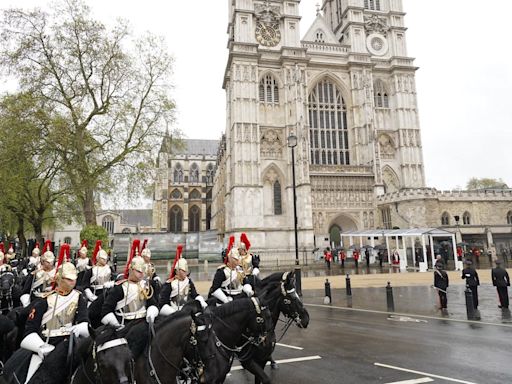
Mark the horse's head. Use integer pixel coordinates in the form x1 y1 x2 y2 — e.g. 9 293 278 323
91 325 134 384
279 271 310 328
0 272 14 293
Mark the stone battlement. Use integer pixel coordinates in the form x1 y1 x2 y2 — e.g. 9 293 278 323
377 188 512 203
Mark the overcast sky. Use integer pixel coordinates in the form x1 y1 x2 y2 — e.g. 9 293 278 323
3 0 512 192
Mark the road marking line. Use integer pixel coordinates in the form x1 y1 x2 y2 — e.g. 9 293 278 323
386 378 433 384
375 362 478 384
275 342 304 350
305 303 512 328
230 355 322 371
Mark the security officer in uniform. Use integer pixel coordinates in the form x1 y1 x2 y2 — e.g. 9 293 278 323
209 247 254 304
5 257 89 383
461 260 480 309
20 240 56 308
492 259 510 309
159 258 206 315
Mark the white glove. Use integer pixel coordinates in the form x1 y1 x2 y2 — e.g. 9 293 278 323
103 281 115 289
154 276 161 283
85 289 98 302
20 294 31 308
212 288 230 304
21 269 28 277
226 296 233 302
159 304 177 316
72 322 90 338
101 312 121 327
146 305 159 323
20 333 55 359
252 267 260 277
243 284 254 297
195 295 208 309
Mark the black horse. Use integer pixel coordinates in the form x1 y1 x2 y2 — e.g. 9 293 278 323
241 271 310 384
0 271 19 315
133 299 227 384
206 296 274 384
71 325 135 384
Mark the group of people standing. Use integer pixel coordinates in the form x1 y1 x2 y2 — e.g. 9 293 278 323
433 258 510 313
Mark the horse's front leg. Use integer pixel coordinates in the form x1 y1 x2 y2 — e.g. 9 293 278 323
240 359 271 384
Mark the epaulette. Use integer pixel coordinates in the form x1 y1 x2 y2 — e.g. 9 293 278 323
217 264 227 270
115 279 127 286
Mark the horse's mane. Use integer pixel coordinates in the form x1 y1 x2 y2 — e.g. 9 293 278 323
261 272 286 286
211 298 253 318
155 299 201 331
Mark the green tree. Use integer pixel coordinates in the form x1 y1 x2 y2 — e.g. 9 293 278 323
0 93 69 244
466 177 509 190
79 225 109 254
0 0 175 225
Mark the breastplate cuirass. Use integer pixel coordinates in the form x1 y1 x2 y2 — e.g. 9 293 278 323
44 292 79 332
92 265 111 285
76 258 89 273
241 254 253 275
144 263 155 279
119 281 146 313
33 270 54 292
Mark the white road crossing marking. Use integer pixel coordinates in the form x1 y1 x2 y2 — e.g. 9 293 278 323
375 363 478 384
387 315 428 323
231 355 322 371
275 342 304 350
386 378 434 384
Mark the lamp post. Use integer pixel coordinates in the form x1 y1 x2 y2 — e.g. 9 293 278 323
287 134 302 295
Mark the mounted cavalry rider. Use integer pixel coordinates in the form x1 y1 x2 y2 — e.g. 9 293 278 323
82 240 115 303
100 239 159 328
21 242 41 277
238 233 260 284
20 240 56 308
159 244 206 316
75 239 92 286
4 244 89 384
209 235 255 305
140 239 162 294
0 243 10 273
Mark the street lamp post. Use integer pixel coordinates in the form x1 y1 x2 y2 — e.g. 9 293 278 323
287 134 302 295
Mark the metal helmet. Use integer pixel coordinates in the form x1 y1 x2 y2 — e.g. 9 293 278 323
175 258 188 273
32 248 40 256
130 256 145 273
79 246 87 257
41 249 55 264
58 262 78 281
141 248 151 259
228 248 240 261
97 249 109 261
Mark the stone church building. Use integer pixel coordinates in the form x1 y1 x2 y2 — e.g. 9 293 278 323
153 0 512 259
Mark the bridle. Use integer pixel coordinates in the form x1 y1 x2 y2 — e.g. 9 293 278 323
276 272 305 341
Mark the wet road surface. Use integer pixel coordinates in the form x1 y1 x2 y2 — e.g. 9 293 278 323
226 304 512 384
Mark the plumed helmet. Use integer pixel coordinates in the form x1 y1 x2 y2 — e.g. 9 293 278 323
58 262 78 281
130 256 145 273
0 252 4 262
228 248 240 261
7 245 15 260
79 239 88 257
141 248 151 259
32 242 40 256
42 249 55 264
175 258 188 273
97 249 109 261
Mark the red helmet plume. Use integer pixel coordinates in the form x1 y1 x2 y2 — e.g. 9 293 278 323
53 243 70 289
240 233 251 251
92 240 102 265
34 242 40 250
141 239 148 252
224 235 235 264
0 243 4 254
169 244 183 279
81 239 88 249
123 239 141 279
43 240 52 253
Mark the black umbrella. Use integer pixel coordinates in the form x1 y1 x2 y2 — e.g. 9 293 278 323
457 242 470 247
374 244 387 250
348 245 359 250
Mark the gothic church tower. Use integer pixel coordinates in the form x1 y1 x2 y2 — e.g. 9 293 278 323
214 0 425 251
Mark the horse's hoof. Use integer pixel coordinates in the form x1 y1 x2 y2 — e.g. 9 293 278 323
270 361 278 370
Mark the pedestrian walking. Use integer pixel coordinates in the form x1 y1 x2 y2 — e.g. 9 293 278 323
434 262 449 311
339 249 346 268
353 249 360 269
365 248 370 268
461 260 480 309
378 250 383 268
492 259 510 309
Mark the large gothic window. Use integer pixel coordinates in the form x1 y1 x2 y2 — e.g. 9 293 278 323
273 180 282 215
364 0 381 11
169 206 183 233
259 74 279 104
189 205 201 232
102 215 115 235
189 163 199 183
173 163 184 183
308 78 349 165
441 212 450 226
170 189 182 199
189 189 201 200
373 80 389 108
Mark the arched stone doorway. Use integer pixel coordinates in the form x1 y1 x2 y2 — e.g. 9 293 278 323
329 214 358 248
329 225 341 248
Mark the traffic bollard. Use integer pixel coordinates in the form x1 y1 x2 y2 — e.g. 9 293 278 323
386 282 395 312
465 286 475 320
345 273 352 296
294 267 302 297
113 253 118 272
324 279 332 304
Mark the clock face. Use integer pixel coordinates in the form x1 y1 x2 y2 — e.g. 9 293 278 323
255 22 281 47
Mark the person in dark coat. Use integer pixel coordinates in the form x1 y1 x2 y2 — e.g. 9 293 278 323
365 248 370 268
491 259 510 309
434 262 449 310
461 260 480 309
